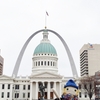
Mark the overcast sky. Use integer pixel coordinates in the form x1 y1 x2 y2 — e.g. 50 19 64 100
0 0 100 77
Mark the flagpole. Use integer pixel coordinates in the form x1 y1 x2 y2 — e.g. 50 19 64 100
45 11 49 29
45 12 47 29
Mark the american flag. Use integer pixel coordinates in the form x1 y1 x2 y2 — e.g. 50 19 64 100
46 11 49 16
89 43 93 48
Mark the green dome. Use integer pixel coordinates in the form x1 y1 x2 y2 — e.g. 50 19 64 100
34 43 57 55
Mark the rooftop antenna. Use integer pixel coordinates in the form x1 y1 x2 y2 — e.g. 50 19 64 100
45 11 49 29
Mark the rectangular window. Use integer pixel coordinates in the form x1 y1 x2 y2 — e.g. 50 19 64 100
15 93 19 98
7 92 10 98
23 93 25 98
15 93 16 98
8 84 10 89
17 85 19 89
2 84 4 89
28 92 30 98
1 92 4 98
79 92 81 98
17 93 19 98
15 85 20 89
28 85 30 90
23 85 26 90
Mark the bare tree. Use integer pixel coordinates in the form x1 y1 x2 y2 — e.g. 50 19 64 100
79 76 95 100
94 71 100 100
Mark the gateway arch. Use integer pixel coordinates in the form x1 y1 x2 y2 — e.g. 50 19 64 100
12 29 78 77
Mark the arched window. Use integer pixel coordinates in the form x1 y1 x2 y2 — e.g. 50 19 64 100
44 61 46 66
51 62 52 66
41 61 43 65
48 61 49 66
38 61 40 66
36 62 37 66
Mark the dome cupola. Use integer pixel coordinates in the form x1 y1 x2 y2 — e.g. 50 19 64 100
33 29 57 55
32 29 58 75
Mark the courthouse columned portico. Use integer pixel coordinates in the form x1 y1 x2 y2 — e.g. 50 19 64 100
29 72 62 99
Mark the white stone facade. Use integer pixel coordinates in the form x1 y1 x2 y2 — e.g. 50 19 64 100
32 53 58 75
0 75 95 100
0 74 74 100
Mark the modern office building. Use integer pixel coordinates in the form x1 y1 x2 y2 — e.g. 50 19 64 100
80 44 100 76
0 55 4 75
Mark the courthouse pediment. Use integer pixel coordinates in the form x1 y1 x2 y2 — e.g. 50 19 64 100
0 75 13 80
30 72 63 78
